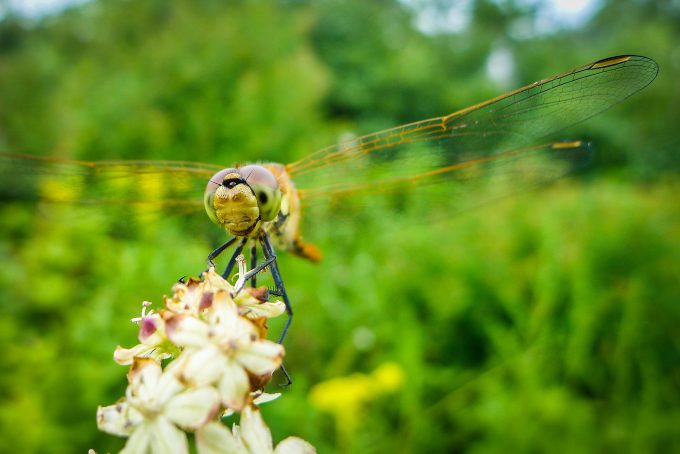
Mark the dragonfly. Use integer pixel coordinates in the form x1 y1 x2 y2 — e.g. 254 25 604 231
0 54 659 345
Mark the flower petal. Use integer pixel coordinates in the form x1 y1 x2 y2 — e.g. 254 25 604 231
154 362 185 405
274 437 317 454
175 346 225 386
234 286 285 319
165 314 210 348
120 423 151 454
196 421 247 454
239 406 273 454
236 341 284 375
147 416 189 454
203 268 232 292
165 387 221 430
114 344 150 366
139 315 163 342
128 358 162 403
239 300 286 320
96 401 141 436
217 360 251 411
208 291 243 330
252 392 281 406
166 277 210 315
114 342 172 366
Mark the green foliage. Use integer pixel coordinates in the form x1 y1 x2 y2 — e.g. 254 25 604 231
0 0 678 453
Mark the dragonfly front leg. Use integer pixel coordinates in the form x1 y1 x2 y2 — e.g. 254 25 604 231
233 254 275 293
250 245 258 287
186 237 238 282
207 237 238 268
233 244 273 292
218 237 247 279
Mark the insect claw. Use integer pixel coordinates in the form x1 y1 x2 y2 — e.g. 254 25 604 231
268 286 283 296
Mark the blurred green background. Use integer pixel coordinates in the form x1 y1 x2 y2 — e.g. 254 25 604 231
0 0 679 452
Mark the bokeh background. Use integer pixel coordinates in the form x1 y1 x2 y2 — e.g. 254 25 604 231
0 0 679 452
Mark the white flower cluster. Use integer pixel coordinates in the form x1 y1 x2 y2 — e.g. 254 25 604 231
96 263 315 454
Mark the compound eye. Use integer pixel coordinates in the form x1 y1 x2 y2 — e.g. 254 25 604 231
240 165 282 222
252 184 282 221
204 168 237 225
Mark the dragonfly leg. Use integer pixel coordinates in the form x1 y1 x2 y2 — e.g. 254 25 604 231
234 256 275 293
250 245 258 287
207 237 238 268
189 237 239 281
278 364 292 387
259 234 293 387
220 238 247 279
260 233 293 346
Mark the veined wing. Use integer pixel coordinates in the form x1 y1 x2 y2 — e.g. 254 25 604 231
287 55 658 207
0 152 224 216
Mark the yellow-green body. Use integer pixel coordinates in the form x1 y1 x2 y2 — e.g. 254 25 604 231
208 163 320 262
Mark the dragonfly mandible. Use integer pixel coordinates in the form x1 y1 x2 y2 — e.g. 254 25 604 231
0 54 659 343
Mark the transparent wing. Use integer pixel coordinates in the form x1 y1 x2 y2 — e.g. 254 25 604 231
0 56 658 232
287 55 658 211
0 152 224 217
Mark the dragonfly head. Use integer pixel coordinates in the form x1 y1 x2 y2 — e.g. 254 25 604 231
204 165 282 237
